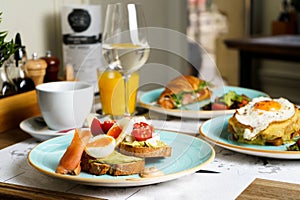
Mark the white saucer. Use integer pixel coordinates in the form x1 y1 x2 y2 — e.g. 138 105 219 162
19 116 72 141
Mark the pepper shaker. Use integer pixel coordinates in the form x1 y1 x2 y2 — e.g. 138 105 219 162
26 52 47 86
41 50 60 82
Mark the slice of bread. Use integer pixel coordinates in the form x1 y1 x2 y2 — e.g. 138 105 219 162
118 142 172 158
81 151 145 176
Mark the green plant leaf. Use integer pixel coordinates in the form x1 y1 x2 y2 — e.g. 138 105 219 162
0 12 17 67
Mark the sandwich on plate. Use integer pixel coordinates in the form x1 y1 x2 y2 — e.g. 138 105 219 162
157 75 211 109
228 97 300 146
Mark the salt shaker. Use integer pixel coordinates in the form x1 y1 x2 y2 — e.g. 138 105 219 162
26 52 47 86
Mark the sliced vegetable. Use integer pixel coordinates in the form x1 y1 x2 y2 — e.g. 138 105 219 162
212 102 228 110
90 118 104 136
107 124 122 139
219 91 250 107
132 122 153 141
102 120 116 133
202 91 251 110
287 138 300 151
195 81 208 92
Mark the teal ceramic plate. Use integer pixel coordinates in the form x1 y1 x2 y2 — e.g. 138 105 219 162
200 115 300 159
139 86 269 119
28 130 215 187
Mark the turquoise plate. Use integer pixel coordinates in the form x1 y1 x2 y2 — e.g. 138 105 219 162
28 130 215 187
139 86 269 119
200 115 300 159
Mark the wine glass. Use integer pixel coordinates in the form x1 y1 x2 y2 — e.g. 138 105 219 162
102 3 150 117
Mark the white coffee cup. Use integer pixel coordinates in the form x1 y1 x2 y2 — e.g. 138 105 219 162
36 81 94 130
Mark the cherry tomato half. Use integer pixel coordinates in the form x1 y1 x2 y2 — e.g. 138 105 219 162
102 120 116 133
132 122 153 141
107 125 122 139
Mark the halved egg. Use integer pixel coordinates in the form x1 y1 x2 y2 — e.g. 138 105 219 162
85 135 116 158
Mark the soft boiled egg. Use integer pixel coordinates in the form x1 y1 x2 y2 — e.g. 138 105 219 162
85 134 116 158
235 97 295 140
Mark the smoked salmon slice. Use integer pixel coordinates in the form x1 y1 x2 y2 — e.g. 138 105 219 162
56 128 92 175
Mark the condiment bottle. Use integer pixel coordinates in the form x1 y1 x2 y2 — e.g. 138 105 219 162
41 50 60 82
11 33 35 92
26 52 47 86
0 63 17 98
278 0 290 22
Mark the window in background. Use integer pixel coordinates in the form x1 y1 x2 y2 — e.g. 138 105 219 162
187 0 228 86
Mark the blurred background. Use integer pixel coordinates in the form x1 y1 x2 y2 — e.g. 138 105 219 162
1 0 300 103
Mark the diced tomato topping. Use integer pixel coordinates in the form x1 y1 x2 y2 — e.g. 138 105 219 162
132 122 153 141
107 125 122 139
102 120 116 133
212 103 228 110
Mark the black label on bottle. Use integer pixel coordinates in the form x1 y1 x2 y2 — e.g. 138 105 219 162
62 33 101 45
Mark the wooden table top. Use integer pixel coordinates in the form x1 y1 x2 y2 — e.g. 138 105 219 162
0 128 31 150
237 178 300 200
225 35 300 57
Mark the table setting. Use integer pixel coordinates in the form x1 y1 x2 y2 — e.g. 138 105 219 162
1 115 300 199
1 2 300 200
3 89 300 199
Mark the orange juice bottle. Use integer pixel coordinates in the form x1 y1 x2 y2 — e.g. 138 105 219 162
98 69 139 116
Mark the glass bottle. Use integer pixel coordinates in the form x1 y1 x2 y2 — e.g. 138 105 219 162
278 0 290 22
12 49 35 92
0 62 17 98
41 50 60 82
8 33 35 93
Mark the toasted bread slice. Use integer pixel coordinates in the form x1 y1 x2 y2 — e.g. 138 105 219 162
118 142 172 158
81 151 145 176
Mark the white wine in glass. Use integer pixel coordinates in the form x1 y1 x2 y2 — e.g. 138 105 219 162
102 3 150 116
102 43 150 75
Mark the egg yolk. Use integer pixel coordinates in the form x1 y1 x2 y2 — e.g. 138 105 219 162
254 100 281 111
